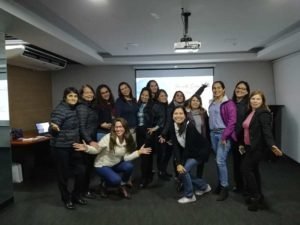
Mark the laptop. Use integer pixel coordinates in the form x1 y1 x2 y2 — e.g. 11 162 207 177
35 122 50 136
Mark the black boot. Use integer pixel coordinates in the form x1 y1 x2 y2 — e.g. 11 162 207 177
213 184 221 195
216 186 229 201
248 197 259 211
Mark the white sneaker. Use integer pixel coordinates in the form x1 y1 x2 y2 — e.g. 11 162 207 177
195 184 212 196
178 195 196 204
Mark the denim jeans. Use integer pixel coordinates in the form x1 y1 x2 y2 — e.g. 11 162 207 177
95 161 133 187
180 158 208 198
210 131 231 187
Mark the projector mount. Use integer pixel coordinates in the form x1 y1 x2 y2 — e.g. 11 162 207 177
180 8 192 42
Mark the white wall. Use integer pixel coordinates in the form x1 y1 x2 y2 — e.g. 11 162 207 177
52 62 275 107
273 52 300 163
214 62 275 103
51 65 134 106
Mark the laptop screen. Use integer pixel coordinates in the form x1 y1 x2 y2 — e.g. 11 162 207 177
35 122 50 135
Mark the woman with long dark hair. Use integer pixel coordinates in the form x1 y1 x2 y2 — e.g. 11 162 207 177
136 87 155 188
115 82 139 141
146 80 159 101
95 84 116 141
73 118 152 199
171 106 211 204
241 90 282 211
208 81 237 201
231 81 250 193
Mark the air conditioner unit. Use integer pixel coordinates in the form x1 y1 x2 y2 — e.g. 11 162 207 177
6 45 67 71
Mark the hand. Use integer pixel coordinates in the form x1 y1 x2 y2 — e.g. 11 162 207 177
147 128 155 135
51 122 60 132
138 144 152 155
202 82 209 88
221 140 227 145
73 140 88 151
158 135 166 143
176 164 185 174
238 145 246 155
272 145 283 157
89 141 99 149
101 122 112 129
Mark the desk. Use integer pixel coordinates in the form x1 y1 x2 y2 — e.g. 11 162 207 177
11 131 51 146
11 131 52 180
11 136 51 146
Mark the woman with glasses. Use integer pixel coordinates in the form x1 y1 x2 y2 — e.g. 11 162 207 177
77 84 99 199
73 118 152 199
231 81 250 193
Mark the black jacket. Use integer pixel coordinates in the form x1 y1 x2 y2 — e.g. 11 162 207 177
234 98 248 144
152 101 167 134
50 101 80 148
171 121 210 165
97 103 115 134
76 100 98 143
248 108 275 152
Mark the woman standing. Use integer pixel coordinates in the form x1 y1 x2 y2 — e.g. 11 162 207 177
152 89 170 180
171 106 211 204
73 118 152 199
95 84 116 141
146 80 159 101
208 81 236 201
115 82 139 141
136 87 155 188
186 94 210 178
231 81 250 193
241 90 282 211
77 84 99 199
49 87 86 209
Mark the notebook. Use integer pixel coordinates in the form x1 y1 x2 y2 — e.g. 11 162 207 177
35 122 50 135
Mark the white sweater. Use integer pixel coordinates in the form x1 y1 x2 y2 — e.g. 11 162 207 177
85 133 139 168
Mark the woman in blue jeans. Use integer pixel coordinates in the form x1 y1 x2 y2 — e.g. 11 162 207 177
170 106 211 204
208 81 237 201
73 117 151 198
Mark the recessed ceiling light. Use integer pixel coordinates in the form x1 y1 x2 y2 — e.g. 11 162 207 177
89 0 108 4
150 13 160 19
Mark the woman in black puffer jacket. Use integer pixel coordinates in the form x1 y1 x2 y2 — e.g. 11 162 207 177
77 84 99 199
50 87 87 210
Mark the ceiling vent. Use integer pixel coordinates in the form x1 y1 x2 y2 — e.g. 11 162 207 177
6 45 67 71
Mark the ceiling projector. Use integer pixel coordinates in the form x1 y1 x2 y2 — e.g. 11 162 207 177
174 41 201 53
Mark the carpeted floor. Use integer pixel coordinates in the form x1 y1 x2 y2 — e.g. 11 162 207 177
0 154 299 225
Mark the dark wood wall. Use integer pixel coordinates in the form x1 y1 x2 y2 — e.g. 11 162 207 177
7 65 52 131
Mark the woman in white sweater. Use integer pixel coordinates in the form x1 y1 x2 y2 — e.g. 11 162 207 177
73 117 151 198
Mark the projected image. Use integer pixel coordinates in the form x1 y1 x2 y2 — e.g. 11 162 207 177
136 69 213 110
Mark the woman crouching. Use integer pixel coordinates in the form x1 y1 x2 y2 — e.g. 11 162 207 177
171 106 211 204
73 117 151 199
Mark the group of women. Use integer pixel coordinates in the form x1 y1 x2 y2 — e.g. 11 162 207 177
49 79 282 212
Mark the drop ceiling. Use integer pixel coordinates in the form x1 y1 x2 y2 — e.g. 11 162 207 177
1 0 300 66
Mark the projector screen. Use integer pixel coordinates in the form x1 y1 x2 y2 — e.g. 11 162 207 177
135 67 214 110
